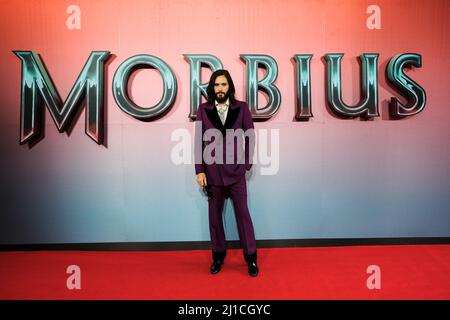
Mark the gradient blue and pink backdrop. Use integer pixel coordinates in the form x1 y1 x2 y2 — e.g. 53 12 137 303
0 0 449 244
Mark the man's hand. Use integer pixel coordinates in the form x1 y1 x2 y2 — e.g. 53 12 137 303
196 173 207 187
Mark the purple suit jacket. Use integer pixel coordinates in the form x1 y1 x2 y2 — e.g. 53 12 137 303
195 100 255 186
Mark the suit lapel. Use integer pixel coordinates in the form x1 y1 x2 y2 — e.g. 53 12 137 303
224 105 240 130
204 102 240 134
204 106 224 132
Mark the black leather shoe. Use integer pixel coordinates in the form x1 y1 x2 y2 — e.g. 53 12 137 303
248 262 259 277
210 261 222 274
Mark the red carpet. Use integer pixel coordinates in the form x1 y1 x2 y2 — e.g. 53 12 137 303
0 245 449 299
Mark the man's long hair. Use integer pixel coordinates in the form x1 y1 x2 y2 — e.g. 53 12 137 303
206 69 237 105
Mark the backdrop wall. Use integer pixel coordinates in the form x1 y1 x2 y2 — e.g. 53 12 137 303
0 0 449 244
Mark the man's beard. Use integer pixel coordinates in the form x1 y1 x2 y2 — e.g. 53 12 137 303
215 92 229 103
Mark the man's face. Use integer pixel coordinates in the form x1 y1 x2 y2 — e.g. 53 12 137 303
214 75 229 103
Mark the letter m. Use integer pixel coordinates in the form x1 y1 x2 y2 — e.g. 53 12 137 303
14 51 111 145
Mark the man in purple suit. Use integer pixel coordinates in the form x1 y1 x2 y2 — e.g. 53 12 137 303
195 69 259 277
